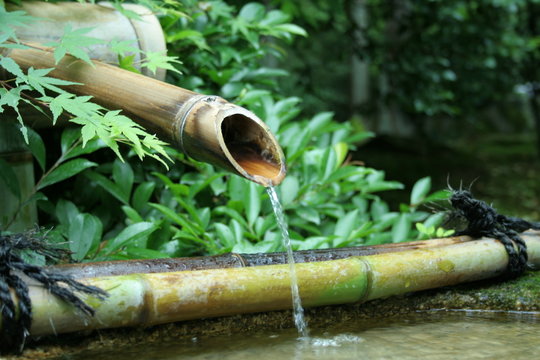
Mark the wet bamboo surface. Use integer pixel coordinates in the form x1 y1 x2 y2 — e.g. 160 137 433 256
16 231 540 337
51 235 474 278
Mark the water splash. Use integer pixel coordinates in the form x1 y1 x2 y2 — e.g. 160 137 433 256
267 186 309 338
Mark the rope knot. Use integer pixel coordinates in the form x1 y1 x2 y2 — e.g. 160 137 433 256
450 190 538 278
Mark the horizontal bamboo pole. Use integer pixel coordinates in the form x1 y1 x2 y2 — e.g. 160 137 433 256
29 257 370 335
16 232 540 337
3 44 286 186
52 235 473 278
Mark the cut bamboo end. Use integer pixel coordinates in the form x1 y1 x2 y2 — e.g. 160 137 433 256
175 95 286 186
4 43 287 186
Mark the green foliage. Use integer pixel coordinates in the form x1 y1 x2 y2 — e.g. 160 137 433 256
268 0 540 139
0 0 451 262
0 5 172 164
357 0 535 118
44 25 105 65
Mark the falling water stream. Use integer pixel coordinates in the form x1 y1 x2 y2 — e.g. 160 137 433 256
266 186 309 338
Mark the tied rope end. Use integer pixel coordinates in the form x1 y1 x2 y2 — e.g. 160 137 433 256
0 230 108 354
450 190 539 278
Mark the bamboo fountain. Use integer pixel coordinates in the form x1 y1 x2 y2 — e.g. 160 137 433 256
2 4 540 348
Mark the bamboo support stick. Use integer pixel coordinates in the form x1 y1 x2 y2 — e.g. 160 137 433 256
8 232 539 337
2 44 286 186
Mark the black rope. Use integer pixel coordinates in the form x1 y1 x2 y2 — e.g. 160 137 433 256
0 230 108 354
450 190 540 277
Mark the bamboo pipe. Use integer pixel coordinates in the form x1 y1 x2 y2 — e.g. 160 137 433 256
2 44 286 186
51 235 474 278
8 232 540 337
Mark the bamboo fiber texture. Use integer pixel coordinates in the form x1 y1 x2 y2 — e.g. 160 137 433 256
15 232 540 337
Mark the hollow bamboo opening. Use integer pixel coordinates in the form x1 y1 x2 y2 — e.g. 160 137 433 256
221 114 283 183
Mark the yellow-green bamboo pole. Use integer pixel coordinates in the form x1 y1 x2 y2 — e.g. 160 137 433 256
52 235 473 278
16 233 540 337
2 44 286 186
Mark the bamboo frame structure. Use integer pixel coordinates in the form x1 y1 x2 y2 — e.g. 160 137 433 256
3 44 286 186
2 232 538 337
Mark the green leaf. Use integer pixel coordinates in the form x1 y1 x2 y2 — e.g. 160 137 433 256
132 182 155 213
61 127 81 154
37 159 97 190
279 175 299 207
126 247 169 259
118 54 141 74
55 199 80 225
150 203 200 236
198 208 211 230
44 25 105 65
214 223 235 248
69 213 102 261
423 212 446 229
238 3 266 22
85 170 128 204
392 214 411 243
416 223 428 234
273 24 308 37
64 138 106 161
333 209 359 246
254 215 277 238
260 10 290 26
0 158 20 198
0 8 37 43
425 189 451 203
245 181 261 227
227 174 248 203
410 176 431 206
109 40 140 57
122 205 144 223
47 93 102 125
142 52 182 75
296 207 320 225
112 159 134 200
104 222 157 254
25 67 80 95
0 56 25 78
333 142 348 167
26 128 46 171
213 206 248 228
0 86 27 141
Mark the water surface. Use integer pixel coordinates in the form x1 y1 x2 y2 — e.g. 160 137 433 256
61 311 540 360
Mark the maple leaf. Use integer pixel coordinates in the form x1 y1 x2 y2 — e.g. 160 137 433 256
109 40 140 57
0 56 25 78
142 51 182 75
44 25 105 65
46 93 102 124
0 85 31 141
0 8 37 44
24 67 80 95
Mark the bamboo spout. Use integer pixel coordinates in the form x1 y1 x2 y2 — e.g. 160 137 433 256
4 44 286 186
174 95 286 186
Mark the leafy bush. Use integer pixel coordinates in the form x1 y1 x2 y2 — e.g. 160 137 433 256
1 0 450 263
